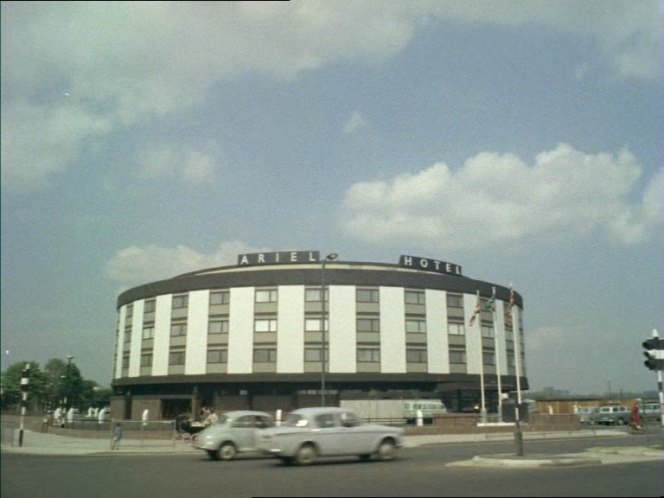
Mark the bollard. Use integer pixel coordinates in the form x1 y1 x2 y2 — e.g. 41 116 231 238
416 409 423 427
514 406 525 456
275 409 282 427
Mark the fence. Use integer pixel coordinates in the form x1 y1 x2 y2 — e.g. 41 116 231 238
106 420 178 449
0 413 179 449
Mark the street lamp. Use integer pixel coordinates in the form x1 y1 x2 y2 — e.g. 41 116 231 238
320 253 338 407
64 355 74 410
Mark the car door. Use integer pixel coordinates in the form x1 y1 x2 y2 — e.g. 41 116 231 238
251 415 273 447
313 413 345 455
338 411 373 455
231 415 257 451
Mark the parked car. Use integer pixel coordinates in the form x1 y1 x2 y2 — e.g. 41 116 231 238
257 407 404 465
640 402 662 422
591 405 629 425
576 406 598 424
191 410 274 460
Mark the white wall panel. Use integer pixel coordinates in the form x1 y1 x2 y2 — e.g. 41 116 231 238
380 287 406 373
329 286 356 373
277 286 304 373
152 295 172 376
464 293 482 375
128 300 144 377
494 300 508 379
185 290 209 375
228 287 254 374
426 290 448 373
114 307 126 379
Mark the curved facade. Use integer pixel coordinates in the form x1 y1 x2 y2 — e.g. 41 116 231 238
111 252 527 419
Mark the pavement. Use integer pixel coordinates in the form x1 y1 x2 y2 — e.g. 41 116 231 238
2 428 663 469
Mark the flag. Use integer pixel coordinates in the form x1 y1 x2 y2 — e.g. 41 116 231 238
505 286 515 327
468 291 481 326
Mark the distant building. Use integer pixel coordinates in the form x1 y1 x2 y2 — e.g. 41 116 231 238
110 252 528 419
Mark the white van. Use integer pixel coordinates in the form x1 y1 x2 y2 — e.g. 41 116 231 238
403 400 447 421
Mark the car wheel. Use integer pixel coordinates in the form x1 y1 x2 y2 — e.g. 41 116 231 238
375 439 397 461
218 442 237 461
295 443 317 466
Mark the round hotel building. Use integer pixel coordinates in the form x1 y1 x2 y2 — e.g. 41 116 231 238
110 251 527 420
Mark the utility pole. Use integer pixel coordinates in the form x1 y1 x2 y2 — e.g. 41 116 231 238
642 328 664 442
18 363 30 447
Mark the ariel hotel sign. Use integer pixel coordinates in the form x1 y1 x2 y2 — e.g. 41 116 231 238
237 251 462 276
399 255 462 276
238 251 320 266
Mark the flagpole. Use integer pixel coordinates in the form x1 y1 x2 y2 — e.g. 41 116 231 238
471 290 487 424
492 287 503 423
510 284 525 456
511 288 523 407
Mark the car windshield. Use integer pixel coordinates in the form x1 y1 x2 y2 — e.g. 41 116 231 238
283 414 309 427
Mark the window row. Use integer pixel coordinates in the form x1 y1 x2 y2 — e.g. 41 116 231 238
131 320 499 339
129 289 475 314
142 347 497 368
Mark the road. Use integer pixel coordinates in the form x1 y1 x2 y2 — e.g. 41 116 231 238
2 436 663 497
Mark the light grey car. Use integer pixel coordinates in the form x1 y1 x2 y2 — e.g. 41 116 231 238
257 407 404 465
191 410 274 460
591 405 630 425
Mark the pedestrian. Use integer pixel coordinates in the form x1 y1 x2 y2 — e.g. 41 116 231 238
629 402 643 432
204 407 218 427
111 422 123 450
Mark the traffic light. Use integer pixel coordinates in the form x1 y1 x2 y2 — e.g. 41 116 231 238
642 337 664 371
20 363 31 392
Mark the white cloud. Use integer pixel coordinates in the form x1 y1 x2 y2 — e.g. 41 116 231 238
2 1 658 192
343 111 368 134
137 144 219 186
0 101 112 193
641 166 664 225
104 240 271 286
342 143 661 250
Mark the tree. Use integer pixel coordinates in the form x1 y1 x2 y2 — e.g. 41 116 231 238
0 361 49 410
2 358 109 412
43 358 84 409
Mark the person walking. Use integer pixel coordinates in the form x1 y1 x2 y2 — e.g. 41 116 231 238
111 422 123 450
629 402 643 432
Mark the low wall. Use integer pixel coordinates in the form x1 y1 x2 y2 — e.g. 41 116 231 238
2 412 582 440
405 413 580 435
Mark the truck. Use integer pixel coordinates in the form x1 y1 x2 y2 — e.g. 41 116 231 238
339 399 447 424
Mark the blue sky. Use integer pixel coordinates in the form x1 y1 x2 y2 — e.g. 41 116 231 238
2 1 662 395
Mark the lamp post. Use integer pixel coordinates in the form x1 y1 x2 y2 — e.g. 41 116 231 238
64 355 74 410
320 253 338 407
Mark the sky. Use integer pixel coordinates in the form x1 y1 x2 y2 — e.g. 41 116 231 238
1 1 662 396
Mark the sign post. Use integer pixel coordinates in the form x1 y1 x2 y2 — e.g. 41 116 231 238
642 329 664 439
18 363 30 447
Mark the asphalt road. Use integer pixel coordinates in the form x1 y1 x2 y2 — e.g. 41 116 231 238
2 437 663 497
